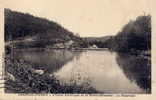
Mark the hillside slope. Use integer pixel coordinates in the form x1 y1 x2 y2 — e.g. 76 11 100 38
111 15 151 52
5 9 80 42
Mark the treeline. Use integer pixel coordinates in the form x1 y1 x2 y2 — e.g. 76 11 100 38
85 15 151 52
110 15 151 52
5 9 80 42
112 15 151 52
83 36 114 48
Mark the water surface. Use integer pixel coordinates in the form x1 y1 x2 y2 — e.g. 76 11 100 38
13 49 151 93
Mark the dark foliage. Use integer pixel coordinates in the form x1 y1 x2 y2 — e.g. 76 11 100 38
5 9 80 42
111 15 151 52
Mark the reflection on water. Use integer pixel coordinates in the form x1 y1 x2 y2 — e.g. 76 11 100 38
13 49 151 93
14 49 81 73
116 53 151 93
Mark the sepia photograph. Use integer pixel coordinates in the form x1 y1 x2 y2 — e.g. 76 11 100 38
3 0 151 94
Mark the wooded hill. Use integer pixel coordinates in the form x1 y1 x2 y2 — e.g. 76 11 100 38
5 9 85 48
111 15 151 52
5 9 80 42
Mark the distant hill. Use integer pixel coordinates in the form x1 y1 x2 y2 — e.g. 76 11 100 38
82 36 114 48
84 36 113 42
5 9 80 42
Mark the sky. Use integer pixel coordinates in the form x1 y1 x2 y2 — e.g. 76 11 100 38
3 0 151 37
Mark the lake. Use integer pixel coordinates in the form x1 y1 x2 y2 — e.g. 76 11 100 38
11 49 151 93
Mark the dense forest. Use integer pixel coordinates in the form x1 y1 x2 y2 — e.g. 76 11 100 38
5 9 87 48
109 15 151 52
5 9 79 41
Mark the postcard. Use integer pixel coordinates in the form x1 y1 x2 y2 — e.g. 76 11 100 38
0 0 155 100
